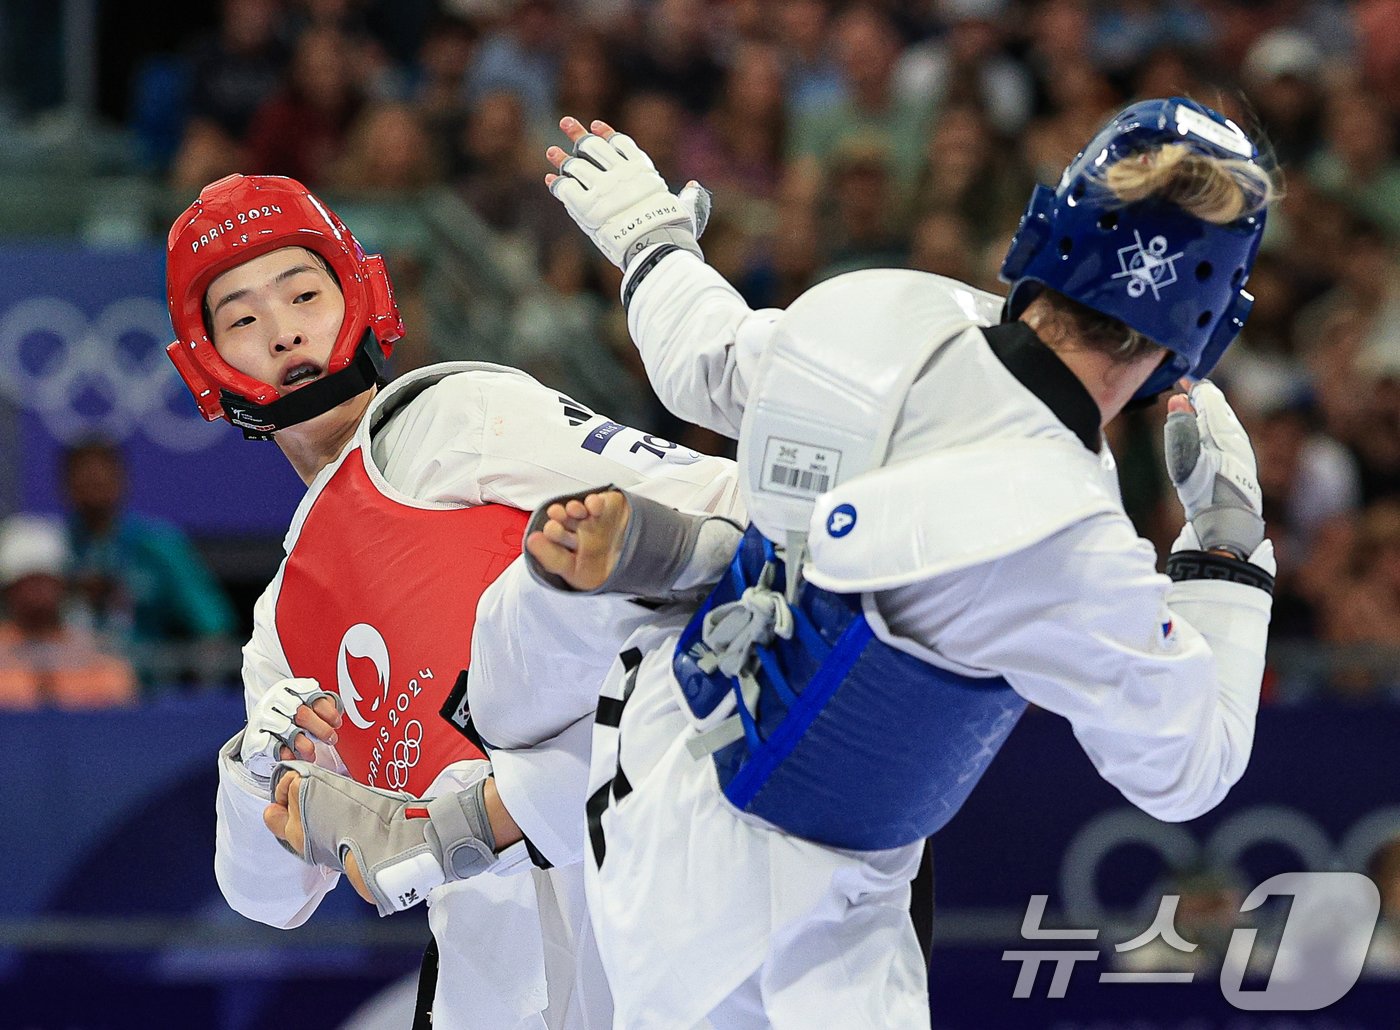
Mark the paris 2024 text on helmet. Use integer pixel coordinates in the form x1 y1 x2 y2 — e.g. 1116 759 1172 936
1000 96 1271 400
165 174 405 439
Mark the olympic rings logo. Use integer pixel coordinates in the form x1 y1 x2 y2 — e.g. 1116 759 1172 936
1059 804 1400 927
0 295 217 452
384 719 423 790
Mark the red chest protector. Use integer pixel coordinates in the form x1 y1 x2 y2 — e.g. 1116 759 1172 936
275 448 528 797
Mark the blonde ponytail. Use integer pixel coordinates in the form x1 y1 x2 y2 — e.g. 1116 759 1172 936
1104 143 1275 224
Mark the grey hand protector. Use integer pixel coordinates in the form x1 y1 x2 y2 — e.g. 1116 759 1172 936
272 761 498 917
525 486 742 602
1165 410 1265 558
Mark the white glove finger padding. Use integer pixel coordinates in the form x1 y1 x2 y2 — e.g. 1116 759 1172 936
546 125 703 270
549 173 587 207
274 686 342 757
1164 381 1266 558
1192 380 1261 496
240 678 342 784
574 132 625 171
560 155 605 189
272 760 500 917
603 132 654 169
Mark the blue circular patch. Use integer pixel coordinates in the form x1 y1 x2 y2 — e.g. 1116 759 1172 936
827 503 858 538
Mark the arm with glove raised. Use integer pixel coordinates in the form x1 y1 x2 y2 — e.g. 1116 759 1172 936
544 116 781 437
1160 380 1274 803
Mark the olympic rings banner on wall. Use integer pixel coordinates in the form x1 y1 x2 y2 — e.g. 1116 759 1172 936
0 244 305 534
936 703 1400 917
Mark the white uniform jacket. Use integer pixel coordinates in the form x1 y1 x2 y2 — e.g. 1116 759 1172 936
213 362 741 1027
619 248 1272 825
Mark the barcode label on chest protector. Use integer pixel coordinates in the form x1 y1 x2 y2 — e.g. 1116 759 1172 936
761 437 841 499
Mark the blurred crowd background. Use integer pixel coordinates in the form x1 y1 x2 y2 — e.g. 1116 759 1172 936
1 4 1399 1025
1 0 1398 701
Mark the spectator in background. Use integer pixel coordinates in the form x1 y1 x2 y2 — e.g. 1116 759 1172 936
1214 254 1310 414
331 102 443 193
246 25 363 185
455 87 570 249
1308 88 1400 238
814 138 909 280
1242 27 1328 169
1367 835 1400 976
1313 501 1400 698
466 0 562 130
1088 0 1210 77
789 4 934 197
0 516 136 709
677 40 788 213
777 0 846 115
1020 0 1094 105
908 207 978 282
1355 0 1400 111
169 0 288 190
554 30 623 147
413 12 478 144
895 0 1033 137
618 0 724 116
908 102 1029 249
1252 401 1362 561
507 237 656 430
1022 56 1120 184
62 439 236 684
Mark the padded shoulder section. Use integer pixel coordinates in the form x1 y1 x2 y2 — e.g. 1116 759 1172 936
805 437 1122 592
365 360 539 434
739 271 1003 541
783 269 1004 336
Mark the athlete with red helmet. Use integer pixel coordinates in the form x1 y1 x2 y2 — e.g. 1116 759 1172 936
166 174 742 1028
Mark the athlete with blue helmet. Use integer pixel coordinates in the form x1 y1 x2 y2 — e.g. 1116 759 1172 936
527 97 1279 1026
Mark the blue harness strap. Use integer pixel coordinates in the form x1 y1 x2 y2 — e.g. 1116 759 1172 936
673 526 1027 851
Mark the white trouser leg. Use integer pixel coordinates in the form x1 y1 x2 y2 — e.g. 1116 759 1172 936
588 630 927 1029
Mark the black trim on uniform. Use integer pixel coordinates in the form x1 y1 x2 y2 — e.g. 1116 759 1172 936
223 327 387 441
586 781 612 867
982 322 1102 453
439 669 492 753
586 652 644 868
1167 550 1274 594
523 835 554 870
622 244 683 309
595 695 627 729
612 766 633 803
411 937 438 1029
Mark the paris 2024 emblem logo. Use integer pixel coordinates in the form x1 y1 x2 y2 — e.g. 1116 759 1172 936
336 622 430 789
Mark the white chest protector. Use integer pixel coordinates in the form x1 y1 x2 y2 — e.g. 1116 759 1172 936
736 269 1122 592
674 271 1122 849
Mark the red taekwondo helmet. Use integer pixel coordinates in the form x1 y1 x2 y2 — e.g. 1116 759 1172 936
165 174 405 439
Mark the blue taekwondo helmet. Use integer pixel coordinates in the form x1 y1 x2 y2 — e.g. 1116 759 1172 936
1000 97 1269 400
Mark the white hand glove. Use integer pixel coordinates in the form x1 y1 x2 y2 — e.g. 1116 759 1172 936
240 677 343 784
548 131 710 270
1163 380 1266 560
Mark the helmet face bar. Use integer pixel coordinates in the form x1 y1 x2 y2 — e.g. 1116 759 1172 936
1000 97 1268 399
165 174 405 432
